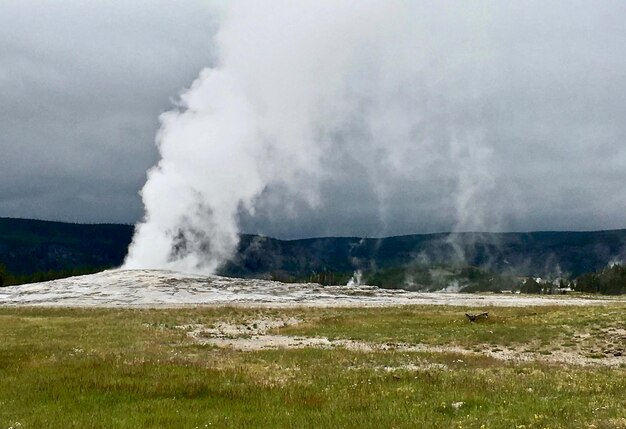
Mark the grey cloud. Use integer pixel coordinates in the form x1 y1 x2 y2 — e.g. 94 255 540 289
2 1 626 242
238 2 626 238
0 0 218 223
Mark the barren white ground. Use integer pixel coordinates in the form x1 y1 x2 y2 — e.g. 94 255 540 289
1 269 624 308
3 269 625 367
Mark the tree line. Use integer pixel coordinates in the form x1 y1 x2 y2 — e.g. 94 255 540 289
573 264 626 295
2 262 625 295
0 264 105 287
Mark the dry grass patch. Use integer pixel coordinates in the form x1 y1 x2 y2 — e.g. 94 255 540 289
0 304 625 428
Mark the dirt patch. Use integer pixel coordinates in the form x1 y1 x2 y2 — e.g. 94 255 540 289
182 318 626 368
181 316 302 338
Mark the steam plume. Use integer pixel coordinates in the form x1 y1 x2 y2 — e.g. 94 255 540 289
124 1 511 273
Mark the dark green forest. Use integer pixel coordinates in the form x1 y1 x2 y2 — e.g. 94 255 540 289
0 218 133 285
1 217 626 294
574 264 626 295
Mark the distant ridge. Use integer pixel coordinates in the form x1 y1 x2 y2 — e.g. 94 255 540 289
227 229 626 279
1 217 626 280
0 217 133 275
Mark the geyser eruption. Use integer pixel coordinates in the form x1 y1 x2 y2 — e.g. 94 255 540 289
124 1 502 273
124 1 562 273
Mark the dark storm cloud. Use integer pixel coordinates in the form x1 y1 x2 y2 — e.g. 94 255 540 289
0 0 218 223
2 1 626 239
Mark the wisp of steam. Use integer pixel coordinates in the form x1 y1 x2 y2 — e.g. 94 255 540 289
123 1 559 273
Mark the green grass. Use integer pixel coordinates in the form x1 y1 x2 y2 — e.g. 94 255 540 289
0 305 625 428
278 305 626 348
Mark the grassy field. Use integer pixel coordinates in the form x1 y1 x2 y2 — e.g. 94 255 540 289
0 304 625 428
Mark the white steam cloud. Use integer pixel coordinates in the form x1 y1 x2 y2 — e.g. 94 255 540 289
123 1 602 273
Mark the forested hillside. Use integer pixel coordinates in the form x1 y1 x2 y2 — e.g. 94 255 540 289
0 218 133 284
1 218 626 291
225 230 626 280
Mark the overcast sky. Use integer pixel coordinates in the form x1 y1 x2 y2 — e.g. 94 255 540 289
2 1 626 239
0 0 217 224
